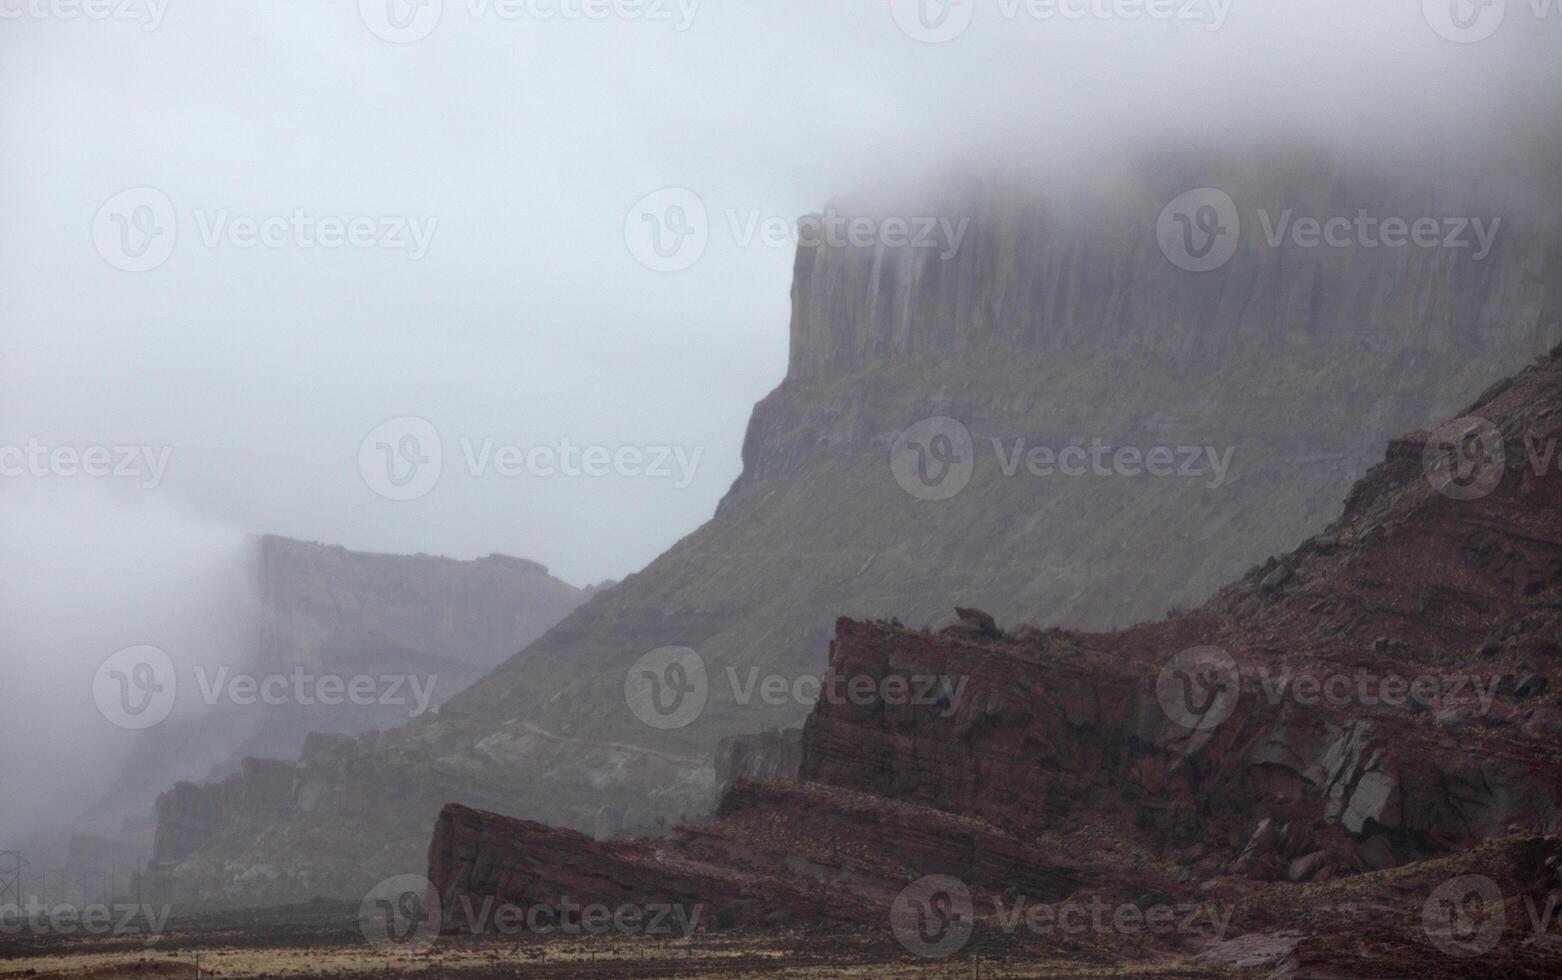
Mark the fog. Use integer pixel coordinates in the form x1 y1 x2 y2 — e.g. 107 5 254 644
2 1 1560 855
0 482 256 854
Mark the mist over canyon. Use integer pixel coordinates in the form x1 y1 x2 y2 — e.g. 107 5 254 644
4 3 1562 977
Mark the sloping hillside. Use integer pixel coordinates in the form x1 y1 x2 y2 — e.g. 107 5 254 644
430 343 1562 977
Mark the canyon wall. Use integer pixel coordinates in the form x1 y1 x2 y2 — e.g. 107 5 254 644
235 536 591 758
150 150 1562 901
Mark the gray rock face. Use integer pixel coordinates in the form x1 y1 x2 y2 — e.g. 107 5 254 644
146 150 1562 902
714 728 804 797
237 536 589 758
783 151 1554 385
257 537 576 675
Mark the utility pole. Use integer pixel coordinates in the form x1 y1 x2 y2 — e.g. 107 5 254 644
0 851 24 905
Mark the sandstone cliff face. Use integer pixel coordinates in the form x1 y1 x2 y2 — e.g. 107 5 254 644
256 537 577 676
434 151 1562 820
151 152 1562 902
783 153 1553 384
235 536 588 758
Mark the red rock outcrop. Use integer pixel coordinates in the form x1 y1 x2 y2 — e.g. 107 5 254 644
802 343 1562 882
426 346 1562 975
428 780 1165 934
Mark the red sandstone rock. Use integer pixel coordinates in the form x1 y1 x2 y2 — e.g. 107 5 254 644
425 346 1562 974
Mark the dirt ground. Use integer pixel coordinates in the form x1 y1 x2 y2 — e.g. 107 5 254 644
0 901 1237 979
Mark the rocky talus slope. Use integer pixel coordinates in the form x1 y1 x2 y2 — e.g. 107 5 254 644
151 151 1562 901
429 345 1562 978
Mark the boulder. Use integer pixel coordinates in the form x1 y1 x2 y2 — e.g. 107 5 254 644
952 606 1000 637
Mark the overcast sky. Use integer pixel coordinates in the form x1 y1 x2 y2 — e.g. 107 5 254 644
2 1 1556 586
